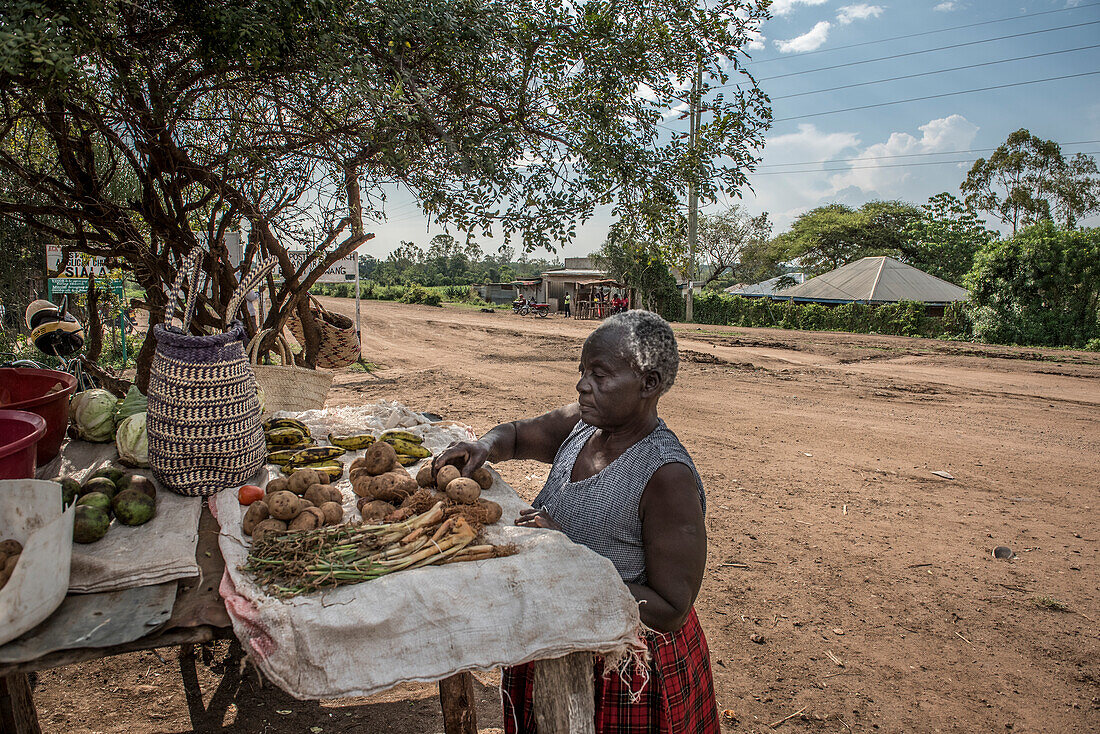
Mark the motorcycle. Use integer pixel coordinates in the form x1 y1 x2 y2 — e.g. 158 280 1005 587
512 301 550 318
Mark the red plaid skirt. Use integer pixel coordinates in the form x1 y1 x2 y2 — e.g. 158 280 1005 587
502 608 719 734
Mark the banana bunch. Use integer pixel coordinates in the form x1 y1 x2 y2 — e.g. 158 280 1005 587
328 433 376 450
381 431 432 461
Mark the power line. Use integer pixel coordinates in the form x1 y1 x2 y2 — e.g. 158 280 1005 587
752 20 1100 85
772 71 1100 123
756 141 1100 169
771 44 1100 101
749 151 1100 177
746 1 1100 65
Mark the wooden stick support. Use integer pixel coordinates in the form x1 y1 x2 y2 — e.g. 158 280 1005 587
533 652 595 734
438 672 477 734
0 673 41 734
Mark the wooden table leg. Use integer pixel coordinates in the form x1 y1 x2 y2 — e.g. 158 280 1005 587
533 652 594 734
439 672 477 734
0 673 41 734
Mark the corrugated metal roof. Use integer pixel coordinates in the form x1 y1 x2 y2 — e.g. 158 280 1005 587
541 268 608 278
777 257 969 304
726 273 807 296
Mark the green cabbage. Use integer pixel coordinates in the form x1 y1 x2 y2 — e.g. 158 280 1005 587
115 412 149 467
113 386 147 422
69 389 117 442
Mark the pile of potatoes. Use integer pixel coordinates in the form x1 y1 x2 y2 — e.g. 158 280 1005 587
242 468 345 541
351 441 502 524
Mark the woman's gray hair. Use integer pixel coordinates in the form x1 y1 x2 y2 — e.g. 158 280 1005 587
596 309 679 396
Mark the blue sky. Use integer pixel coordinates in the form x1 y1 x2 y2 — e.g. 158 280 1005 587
359 0 1100 261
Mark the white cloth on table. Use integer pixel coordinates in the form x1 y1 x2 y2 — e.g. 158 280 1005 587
212 402 642 700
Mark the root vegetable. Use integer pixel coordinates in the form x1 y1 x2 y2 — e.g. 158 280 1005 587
349 456 370 472
476 498 503 524
416 464 433 487
435 465 461 492
267 491 303 521
384 507 415 523
0 540 22 556
358 499 395 521
266 477 290 494
288 469 322 495
323 484 343 503
471 466 493 490
300 499 314 509
289 507 325 531
319 501 343 525
361 441 397 475
369 473 400 502
351 476 374 498
445 477 481 504
349 467 373 483
252 518 288 542
304 484 331 507
242 501 270 535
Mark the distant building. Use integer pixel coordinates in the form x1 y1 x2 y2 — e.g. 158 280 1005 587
476 283 518 305
726 273 808 297
537 257 614 312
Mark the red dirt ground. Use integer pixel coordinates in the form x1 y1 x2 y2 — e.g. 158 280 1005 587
32 298 1099 733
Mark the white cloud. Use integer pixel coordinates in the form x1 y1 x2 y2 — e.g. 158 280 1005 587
837 4 884 24
775 21 832 52
769 0 830 16
933 1 957 11
746 29 766 51
827 114 979 195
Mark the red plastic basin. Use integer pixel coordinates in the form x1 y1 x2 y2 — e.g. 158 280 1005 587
0 410 48 480
0 368 78 464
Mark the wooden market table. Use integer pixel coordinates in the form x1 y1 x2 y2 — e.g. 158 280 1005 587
0 508 599 734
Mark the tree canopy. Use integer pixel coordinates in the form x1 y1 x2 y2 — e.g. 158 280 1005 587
961 128 1100 234
0 0 771 383
903 192 994 284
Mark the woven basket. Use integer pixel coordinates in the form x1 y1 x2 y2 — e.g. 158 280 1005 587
147 253 275 497
286 295 360 369
247 329 332 414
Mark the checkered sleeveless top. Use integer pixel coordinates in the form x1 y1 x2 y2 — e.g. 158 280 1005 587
534 419 705 584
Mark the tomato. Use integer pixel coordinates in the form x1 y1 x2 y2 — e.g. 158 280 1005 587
238 485 265 505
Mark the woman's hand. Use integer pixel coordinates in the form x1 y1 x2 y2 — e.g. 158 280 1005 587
515 508 562 531
433 440 491 478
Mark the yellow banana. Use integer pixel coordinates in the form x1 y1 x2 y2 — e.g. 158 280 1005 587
265 427 307 446
287 446 347 467
390 438 431 459
263 417 312 437
395 454 421 466
328 433 376 450
381 431 423 445
301 461 344 483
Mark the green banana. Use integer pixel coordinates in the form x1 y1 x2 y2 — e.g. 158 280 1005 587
390 438 431 459
267 448 302 466
381 431 423 445
263 417 312 437
328 432 376 450
287 445 347 467
395 454 421 466
266 436 314 452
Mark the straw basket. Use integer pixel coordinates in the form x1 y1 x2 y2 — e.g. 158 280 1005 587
247 329 332 414
285 295 360 369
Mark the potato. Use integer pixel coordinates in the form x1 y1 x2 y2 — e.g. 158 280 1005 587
299 499 314 509
3 554 17 575
242 501 270 536
384 507 414 523
476 498 503 524
267 490 303 521
0 539 22 556
289 507 325 531
319 501 343 525
304 483 331 507
435 465 461 492
416 464 434 487
361 441 397 475
349 467 373 484
351 476 374 499
358 499 395 521
349 456 370 472
369 474 401 502
0 551 7 569
471 466 493 490
323 484 342 503
251 518 288 542
446 477 481 504
266 476 291 494
288 468 322 495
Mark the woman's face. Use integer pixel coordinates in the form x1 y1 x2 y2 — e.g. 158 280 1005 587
576 327 648 428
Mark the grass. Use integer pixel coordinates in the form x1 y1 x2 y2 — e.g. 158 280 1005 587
1033 596 1071 612
347 360 380 373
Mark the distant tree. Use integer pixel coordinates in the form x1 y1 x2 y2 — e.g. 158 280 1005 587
961 128 1100 233
903 193 995 284
695 207 772 288
966 222 1100 347
772 201 920 276
596 222 680 311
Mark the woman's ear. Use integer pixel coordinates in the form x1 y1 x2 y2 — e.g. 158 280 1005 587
641 370 661 397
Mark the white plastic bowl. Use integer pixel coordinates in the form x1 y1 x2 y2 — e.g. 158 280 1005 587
0 479 75 645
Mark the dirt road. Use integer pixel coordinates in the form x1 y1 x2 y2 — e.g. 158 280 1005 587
35 299 1099 733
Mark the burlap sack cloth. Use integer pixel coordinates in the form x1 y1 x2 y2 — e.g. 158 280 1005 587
212 403 641 699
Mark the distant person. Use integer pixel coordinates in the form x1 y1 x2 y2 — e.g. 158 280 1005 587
562 293 571 318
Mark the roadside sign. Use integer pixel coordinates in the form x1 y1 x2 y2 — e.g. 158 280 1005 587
48 278 124 296
45 244 110 278
281 251 358 283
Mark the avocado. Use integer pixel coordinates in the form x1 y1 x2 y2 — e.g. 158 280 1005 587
112 489 156 526
73 505 111 544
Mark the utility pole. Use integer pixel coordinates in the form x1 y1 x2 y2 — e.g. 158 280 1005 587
686 60 702 323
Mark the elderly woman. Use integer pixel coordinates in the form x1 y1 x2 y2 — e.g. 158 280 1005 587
435 310 718 733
